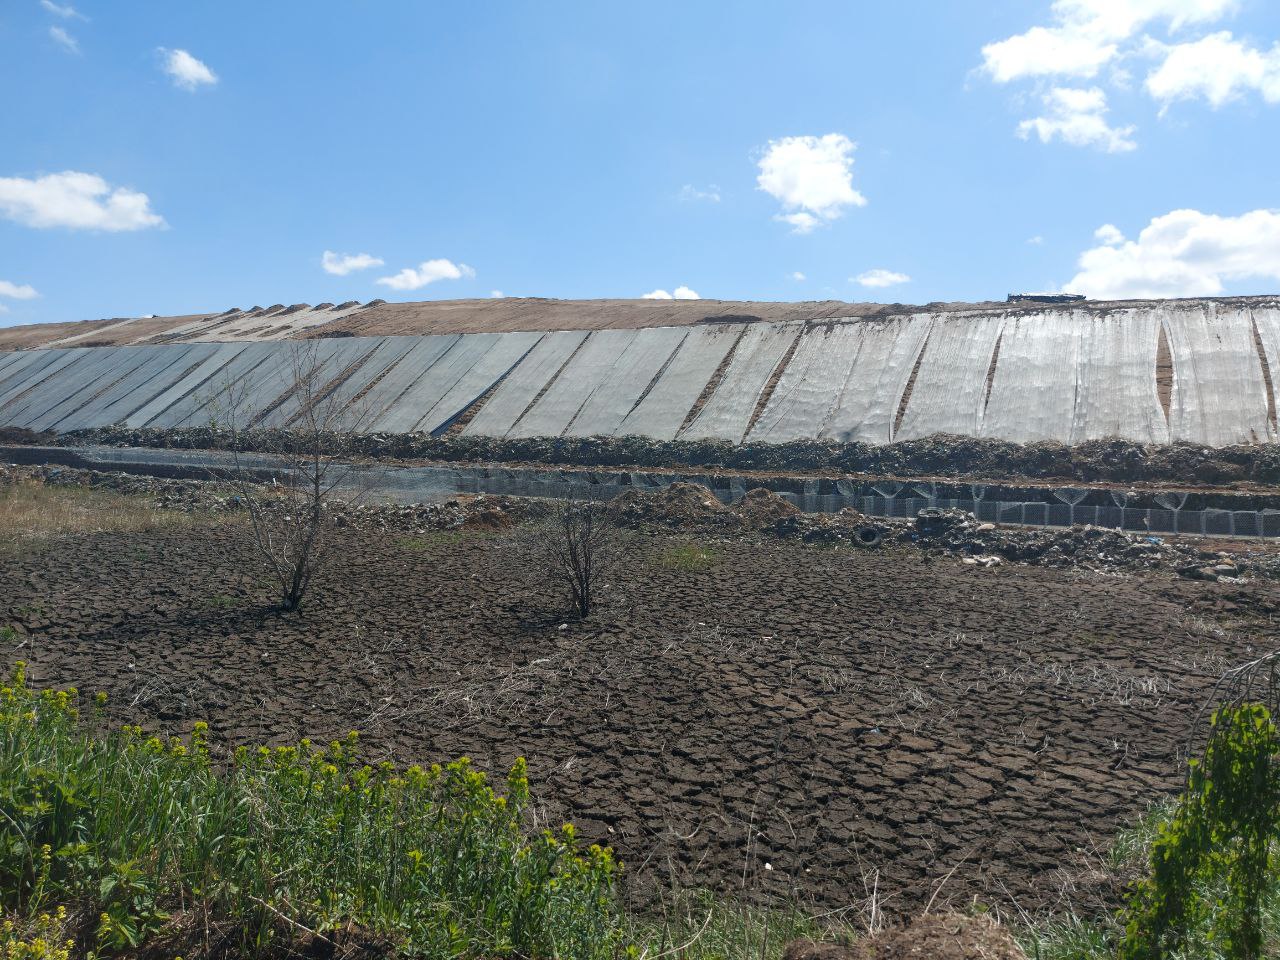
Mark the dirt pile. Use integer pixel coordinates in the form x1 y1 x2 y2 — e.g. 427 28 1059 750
50 426 1280 488
907 507 1280 580
611 482 737 528
784 912 1026 960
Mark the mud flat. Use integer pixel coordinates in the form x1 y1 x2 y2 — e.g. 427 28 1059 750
4 509 1273 918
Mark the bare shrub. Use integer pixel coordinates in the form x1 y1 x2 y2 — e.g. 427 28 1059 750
209 340 383 611
523 490 627 618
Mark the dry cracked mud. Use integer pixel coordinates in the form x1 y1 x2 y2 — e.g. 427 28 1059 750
4 521 1274 918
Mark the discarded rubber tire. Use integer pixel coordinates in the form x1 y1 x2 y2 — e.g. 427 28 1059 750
852 525 883 548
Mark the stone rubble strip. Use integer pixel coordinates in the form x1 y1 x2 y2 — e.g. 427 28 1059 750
6 464 1276 582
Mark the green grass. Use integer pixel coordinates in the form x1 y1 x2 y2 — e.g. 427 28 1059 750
654 541 721 572
0 663 622 959
1017 800 1280 960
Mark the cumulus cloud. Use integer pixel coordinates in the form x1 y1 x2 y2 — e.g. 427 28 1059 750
757 134 865 233
1067 208 1280 298
321 250 383 276
1017 86 1137 152
853 269 910 288
40 0 86 18
0 281 39 300
0 171 165 231
790 271 807 281
375 259 475 291
981 0 1238 82
641 286 701 300
1145 31 1280 108
159 48 218 90
49 26 78 53
490 290 504 298
679 184 721 202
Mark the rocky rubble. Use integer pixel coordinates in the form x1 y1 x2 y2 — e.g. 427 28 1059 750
47 425 1280 488
6 465 1280 580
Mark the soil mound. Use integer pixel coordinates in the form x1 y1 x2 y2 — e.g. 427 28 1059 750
785 912 1025 960
734 486 801 528
611 482 735 528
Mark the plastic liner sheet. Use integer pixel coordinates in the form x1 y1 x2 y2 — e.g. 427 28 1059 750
1163 303 1272 445
463 331 589 438
616 327 742 440
1072 308 1169 444
981 311 1082 443
44 344 203 432
1248 306 1280 437
507 330 640 439
0 348 37 379
0 349 87 411
128 343 249 427
148 342 283 428
371 334 502 433
357 335 462 426
565 327 688 437
254 339 381 429
615 325 741 440
821 316 932 445
412 332 543 434
318 337 424 431
8 348 153 430
896 313 1005 441
679 322 801 443
88 343 222 429
748 324 864 443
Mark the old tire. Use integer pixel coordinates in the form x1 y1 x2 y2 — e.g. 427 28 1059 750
852 525 882 548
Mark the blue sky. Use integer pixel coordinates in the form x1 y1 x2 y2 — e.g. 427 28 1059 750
2 0 1280 327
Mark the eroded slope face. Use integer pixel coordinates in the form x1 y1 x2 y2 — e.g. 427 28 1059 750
3 297 1280 448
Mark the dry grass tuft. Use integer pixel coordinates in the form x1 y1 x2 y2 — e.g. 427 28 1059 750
0 480 221 552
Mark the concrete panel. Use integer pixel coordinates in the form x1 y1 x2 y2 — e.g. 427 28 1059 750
1072 309 1169 444
128 343 248 427
1164 303 1271 445
507 330 640 439
412 332 543 434
823 315 932 444
371 334 500 433
463 331 589 437
895 313 1005 441
616 324 740 440
981 311 1082 444
679 322 801 443
564 327 688 437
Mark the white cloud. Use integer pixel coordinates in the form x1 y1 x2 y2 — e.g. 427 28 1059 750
1027 235 1045 245
321 250 383 276
40 0 86 18
981 0 1238 83
0 281 39 300
375 259 474 291
1145 31 1280 108
49 26 78 53
679 184 721 202
490 290 504 298
0 171 165 231
642 285 700 300
756 134 865 233
853 269 911 288
1067 208 1280 298
1017 86 1137 152
159 48 218 90
790 271 807 281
